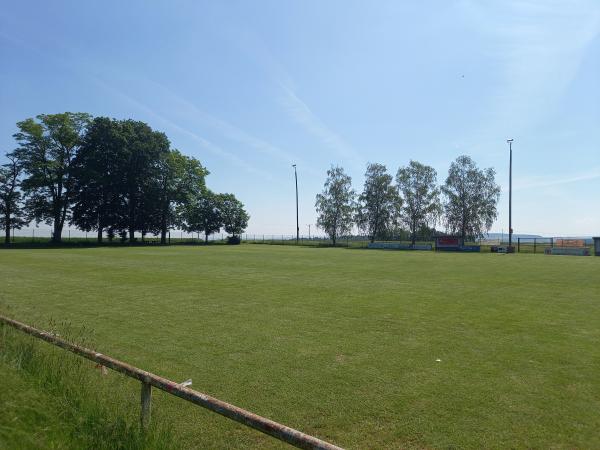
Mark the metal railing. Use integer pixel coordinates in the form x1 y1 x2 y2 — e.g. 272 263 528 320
0 314 344 450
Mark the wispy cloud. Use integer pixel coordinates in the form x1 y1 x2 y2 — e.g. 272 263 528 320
514 167 600 191
228 26 364 170
140 80 314 173
459 0 600 132
92 77 272 179
278 84 364 170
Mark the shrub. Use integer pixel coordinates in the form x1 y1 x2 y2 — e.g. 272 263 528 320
226 235 241 245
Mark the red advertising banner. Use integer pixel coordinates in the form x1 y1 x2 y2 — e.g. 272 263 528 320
437 236 460 247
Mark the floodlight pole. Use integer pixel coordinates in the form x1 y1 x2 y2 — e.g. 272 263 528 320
293 164 299 244
507 139 513 250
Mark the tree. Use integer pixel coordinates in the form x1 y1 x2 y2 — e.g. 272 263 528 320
315 166 355 245
156 150 208 244
13 113 91 243
70 117 126 243
0 153 28 244
219 193 249 238
441 155 500 242
117 120 170 242
356 163 402 243
183 190 222 243
396 160 441 246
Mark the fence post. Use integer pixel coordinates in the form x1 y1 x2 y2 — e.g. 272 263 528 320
141 380 152 429
517 238 520 253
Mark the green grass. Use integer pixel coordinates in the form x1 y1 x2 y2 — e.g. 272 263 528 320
0 323 175 449
1 245 600 449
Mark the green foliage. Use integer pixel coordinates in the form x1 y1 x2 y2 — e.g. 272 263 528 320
396 160 441 244
355 163 402 242
315 166 355 245
226 235 241 245
218 193 249 237
7 112 239 244
0 323 176 449
442 155 500 241
156 150 208 243
0 154 28 244
182 189 222 242
12 113 92 242
70 117 128 241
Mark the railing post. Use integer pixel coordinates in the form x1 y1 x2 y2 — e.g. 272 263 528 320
141 380 152 429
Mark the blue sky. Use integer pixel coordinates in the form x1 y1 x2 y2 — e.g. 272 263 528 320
1 1 599 236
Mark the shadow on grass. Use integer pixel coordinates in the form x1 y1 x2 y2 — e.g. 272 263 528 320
0 241 226 250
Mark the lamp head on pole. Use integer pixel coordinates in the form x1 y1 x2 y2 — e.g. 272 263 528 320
507 138 513 144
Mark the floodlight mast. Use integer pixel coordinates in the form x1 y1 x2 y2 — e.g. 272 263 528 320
292 164 299 244
507 139 514 250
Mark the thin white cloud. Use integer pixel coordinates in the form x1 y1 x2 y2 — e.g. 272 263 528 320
91 77 272 179
227 25 364 170
141 79 314 173
279 85 364 170
514 167 600 191
459 0 600 132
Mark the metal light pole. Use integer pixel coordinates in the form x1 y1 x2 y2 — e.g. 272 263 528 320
292 164 299 244
507 139 513 250
308 224 311 239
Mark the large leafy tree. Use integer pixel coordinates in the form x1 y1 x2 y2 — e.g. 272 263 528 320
117 120 170 241
315 166 355 245
156 150 208 244
182 190 222 243
70 117 127 242
442 155 500 241
396 160 441 245
12 112 91 243
219 193 249 238
0 153 28 244
356 163 402 243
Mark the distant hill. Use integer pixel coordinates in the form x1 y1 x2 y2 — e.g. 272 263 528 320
485 233 595 244
485 233 543 240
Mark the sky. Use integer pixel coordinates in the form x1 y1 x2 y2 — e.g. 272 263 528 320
1 1 599 237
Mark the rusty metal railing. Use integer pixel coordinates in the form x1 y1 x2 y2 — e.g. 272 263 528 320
0 314 344 450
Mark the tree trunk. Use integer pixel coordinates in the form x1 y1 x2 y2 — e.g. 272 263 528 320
160 205 168 245
411 223 416 247
205 232 209 244
52 220 62 243
4 209 10 244
128 194 136 242
97 227 103 244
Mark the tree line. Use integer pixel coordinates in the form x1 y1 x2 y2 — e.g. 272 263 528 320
0 112 249 245
315 157 500 245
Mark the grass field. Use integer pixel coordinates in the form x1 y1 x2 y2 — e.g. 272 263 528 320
1 245 600 449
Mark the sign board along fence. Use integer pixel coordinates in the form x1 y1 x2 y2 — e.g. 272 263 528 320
0 314 343 450
544 247 590 256
434 236 481 253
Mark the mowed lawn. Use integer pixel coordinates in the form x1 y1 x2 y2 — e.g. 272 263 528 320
1 245 600 449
